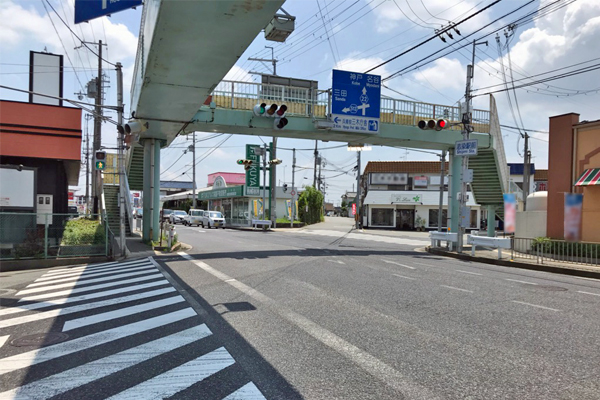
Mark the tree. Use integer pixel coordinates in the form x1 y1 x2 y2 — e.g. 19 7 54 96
298 186 324 225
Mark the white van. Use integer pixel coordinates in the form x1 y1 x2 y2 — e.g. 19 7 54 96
185 209 204 226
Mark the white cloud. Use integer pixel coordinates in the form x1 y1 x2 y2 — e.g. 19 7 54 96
413 58 464 91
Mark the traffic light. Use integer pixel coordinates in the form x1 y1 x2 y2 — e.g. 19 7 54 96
283 183 288 192
237 159 253 171
253 103 267 117
417 119 448 131
268 158 282 165
95 150 107 170
253 103 288 129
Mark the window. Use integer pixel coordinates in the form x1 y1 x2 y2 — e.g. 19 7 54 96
428 209 448 227
371 208 393 226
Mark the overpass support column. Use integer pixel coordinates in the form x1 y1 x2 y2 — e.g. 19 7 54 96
152 139 161 242
487 205 496 237
142 140 152 242
449 150 462 235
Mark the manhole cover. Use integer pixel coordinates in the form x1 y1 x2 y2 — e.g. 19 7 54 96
537 285 568 292
11 332 69 347
0 289 16 296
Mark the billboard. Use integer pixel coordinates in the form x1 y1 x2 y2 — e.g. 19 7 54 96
245 145 261 196
30 51 63 106
0 166 36 209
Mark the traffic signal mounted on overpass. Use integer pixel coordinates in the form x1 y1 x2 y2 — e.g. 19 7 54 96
237 159 253 171
417 119 448 131
253 103 288 130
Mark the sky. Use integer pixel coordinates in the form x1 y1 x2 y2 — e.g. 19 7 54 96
1 0 599 205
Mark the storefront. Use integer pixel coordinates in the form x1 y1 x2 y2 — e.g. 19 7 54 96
364 191 480 230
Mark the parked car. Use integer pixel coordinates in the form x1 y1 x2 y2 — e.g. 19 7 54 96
184 209 204 226
169 210 188 224
161 209 174 222
133 208 143 219
201 211 225 229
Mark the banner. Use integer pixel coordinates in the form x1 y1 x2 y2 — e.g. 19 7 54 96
564 193 583 242
503 193 516 234
253 199 264 219
245 145 261 195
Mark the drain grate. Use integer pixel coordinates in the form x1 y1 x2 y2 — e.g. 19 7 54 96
11 332 69 347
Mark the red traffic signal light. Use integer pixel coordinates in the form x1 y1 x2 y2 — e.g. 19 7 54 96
417 119 448 131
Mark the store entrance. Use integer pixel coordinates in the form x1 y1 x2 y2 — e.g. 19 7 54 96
396 209 414 230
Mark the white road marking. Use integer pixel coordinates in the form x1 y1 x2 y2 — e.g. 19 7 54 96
178 252 441 399
412 262 434 267
512 301 560 312
440 285 473 293
287 230 428 246
0 280 170 317
62 295 185 331
0 308 196 375
577 290 600 297
44 259 149 276
18 273 164 302
456 270 482 276
18 268 157 295
30 264 154 286
392 274 416 280
381 260 415 270
505 278 538 285
327 260 345 264
0 325 212 400
106 347 235 400
0 287 176 330
0 336 9 349
223 382 266 399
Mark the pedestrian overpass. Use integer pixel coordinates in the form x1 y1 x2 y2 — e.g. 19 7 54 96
120 0 508 243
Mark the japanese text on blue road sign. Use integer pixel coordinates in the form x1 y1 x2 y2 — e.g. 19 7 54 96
331 70 381 134
455 139 478 156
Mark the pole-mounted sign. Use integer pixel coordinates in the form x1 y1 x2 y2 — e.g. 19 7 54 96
331 69 381 134
75 0 142 24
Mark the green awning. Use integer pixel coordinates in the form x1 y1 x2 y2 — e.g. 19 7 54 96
575 168 600 186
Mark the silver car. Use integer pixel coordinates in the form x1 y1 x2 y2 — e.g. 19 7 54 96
169 210 188 224
201 211 225 229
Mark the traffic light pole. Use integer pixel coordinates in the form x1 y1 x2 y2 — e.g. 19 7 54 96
116 62 126 257
291 148 296 228
262 143 267 221
270 138 277 228
355 150 361 230
192 132 197 209
458 39 487 252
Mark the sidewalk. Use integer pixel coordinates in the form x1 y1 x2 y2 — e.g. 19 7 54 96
428 245 600 280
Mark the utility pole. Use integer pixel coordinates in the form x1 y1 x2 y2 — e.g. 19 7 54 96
262 143 268 220
291 148 296 228
84 113 92 213
270 138 277 228
355 151 361 230
313 141 318 187
249 46 278 75
116 62 126 257
522 133 531 211
317 158 323 191
192 132 197 209
458 39 487 252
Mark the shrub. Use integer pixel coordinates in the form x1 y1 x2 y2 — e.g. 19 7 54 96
61 218 105 246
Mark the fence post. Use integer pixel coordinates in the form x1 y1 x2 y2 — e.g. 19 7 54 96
44 214 49 259
231 82 235 109
105 213 109 257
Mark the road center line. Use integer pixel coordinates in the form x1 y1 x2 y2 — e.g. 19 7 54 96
178 252 440 399
392 274 415 280
456 270 482 276
440 285 473 293
505 278 538 285
512 301 560 312
577 290 600 297
412 262 434 267
381 260 415 270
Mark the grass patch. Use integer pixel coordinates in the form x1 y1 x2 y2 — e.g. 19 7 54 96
61 218 106 245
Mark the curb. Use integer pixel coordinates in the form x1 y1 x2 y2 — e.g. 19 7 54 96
427 247 600 280
0 256 111 272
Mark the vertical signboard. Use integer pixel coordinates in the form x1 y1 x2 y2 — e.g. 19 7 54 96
245 145 260 196
30 51 63 106
503 193 516 234
331 70 381 134
564 193 583 242
351 203 356 216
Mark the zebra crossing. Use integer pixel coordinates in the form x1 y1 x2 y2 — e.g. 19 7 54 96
0 257 266 399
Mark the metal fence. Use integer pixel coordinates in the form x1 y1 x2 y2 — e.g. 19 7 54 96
211 80 491 133
512 237 600 266
0 213 109 260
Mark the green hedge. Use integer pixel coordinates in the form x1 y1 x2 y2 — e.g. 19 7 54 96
61 218 106 245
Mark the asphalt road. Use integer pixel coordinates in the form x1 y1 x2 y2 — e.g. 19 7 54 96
1 217 600 399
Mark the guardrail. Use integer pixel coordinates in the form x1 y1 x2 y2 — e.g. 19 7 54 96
468 235 511 259
429 231 458 251
512 237 600 266
251 219 272 230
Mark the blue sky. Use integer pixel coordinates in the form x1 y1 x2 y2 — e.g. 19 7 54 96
1 0 599 204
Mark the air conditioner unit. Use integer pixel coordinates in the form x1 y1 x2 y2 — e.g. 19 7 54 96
265 12 295 42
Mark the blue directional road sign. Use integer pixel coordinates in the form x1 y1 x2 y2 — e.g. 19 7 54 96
75 0 142 24
331 69 381 134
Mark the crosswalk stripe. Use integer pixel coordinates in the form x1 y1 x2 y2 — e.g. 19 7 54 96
0 308 197 375
0 287 177 330
0 280 170 318
106 347 235 400
18 273 165 302
26 265 154 289
223 382 266 399
18 268 157 295
0 324 212 400
29 262 152 286
62 295 185 331
0 336 9 349
43 259 150 276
